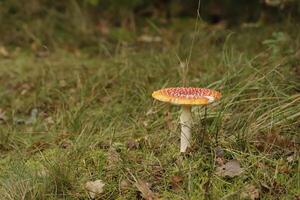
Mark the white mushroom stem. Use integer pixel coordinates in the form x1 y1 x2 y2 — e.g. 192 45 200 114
180 105 192 153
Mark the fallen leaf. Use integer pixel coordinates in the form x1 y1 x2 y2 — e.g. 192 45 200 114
241 184 260 200
216 159 243 177
135 179 158 200
85 180 105 199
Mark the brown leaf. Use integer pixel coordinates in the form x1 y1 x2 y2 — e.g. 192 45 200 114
216 159 243 177
135 179 159 200
85 180 105 199
241 185 260 200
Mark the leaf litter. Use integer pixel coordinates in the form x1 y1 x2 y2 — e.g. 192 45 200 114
85 180 105 199
216 159 243 177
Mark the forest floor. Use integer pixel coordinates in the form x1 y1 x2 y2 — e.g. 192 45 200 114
0 19 299 200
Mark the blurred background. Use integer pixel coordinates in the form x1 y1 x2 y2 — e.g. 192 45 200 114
0 1 300 199
1 0 299 48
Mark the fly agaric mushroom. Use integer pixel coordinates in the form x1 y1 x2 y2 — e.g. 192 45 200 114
152 87 221 153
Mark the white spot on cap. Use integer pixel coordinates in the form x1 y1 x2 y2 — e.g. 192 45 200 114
204 96 215 103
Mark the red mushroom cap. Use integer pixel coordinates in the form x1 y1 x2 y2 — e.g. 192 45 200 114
152 87 221 105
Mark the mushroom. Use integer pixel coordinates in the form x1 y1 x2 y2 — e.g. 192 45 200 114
152 87 221 153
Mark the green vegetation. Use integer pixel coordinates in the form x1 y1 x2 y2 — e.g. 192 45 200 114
0 17 299 200
1 0 300 47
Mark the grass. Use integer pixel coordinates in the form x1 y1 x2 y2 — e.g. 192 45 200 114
0 20 299 199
